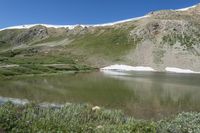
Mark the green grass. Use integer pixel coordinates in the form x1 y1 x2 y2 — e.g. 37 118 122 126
0 102 156 133
0 29 26 47
0 102 200 133
0 49 23 57
0 65 56 76
0 25 140 70
0 41 11 50
0 25 139 77
0 45 94 77
0 29 24 40
0 51 94 77
162 33 200 48
1 55 75 64
0 64 93 77
69 26 140 59
31 35 67 45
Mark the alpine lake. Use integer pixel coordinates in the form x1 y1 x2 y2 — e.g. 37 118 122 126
0 70 200 120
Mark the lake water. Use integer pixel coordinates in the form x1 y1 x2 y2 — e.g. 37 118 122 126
0 71 200 119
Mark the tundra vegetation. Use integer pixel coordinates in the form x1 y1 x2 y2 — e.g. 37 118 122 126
1 4 200 133
0 102 200 133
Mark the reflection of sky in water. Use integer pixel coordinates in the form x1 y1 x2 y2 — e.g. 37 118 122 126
0 71 200 119
100 70 130 76
102 70 200 87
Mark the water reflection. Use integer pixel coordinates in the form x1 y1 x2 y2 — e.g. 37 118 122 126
0 71 200 119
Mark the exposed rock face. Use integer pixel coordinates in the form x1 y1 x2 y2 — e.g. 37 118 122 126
15 26 49 44
124 5 200 71
186 4 200 15
0 26 49 45
0 3 200 71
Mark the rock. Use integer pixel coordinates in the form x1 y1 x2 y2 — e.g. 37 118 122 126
96 125 103 129
92 106 100 111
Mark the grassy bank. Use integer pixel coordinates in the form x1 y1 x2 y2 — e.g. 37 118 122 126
0 102 200 133
0 51 96 78
0 64 94 78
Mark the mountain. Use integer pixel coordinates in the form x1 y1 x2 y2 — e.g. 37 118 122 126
0 4 200 76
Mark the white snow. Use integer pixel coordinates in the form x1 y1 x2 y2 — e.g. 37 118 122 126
0 15 149 31
176 5 198 11
165 67 200 74
92 15 149 27
100 65 155 72
100 65 200 74
1 3 199 31
100 70 130 76
0 24 79 31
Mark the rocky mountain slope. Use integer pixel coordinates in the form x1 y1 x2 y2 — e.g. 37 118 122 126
0 4 200 76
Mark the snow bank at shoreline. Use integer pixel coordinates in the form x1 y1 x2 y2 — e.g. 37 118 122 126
100 65 200 74
101 65 155 72
165 67 200 74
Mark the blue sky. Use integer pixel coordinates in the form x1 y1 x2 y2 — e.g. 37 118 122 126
0 0 199 28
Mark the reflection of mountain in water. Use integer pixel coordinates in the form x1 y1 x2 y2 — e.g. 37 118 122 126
0 72 200 119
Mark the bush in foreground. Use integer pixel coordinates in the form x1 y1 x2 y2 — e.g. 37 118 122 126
0 102 200 133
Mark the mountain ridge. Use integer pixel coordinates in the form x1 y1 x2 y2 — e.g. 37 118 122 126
0 3 200 77
1 3 200 31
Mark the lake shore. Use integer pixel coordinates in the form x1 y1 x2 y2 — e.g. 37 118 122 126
101 64 200 74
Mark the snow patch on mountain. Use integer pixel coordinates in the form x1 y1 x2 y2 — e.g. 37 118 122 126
0 24 78 31
92 15 149 26
100 65 156 72
176 4 198 11
1 3 199 31
0 15 149 31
